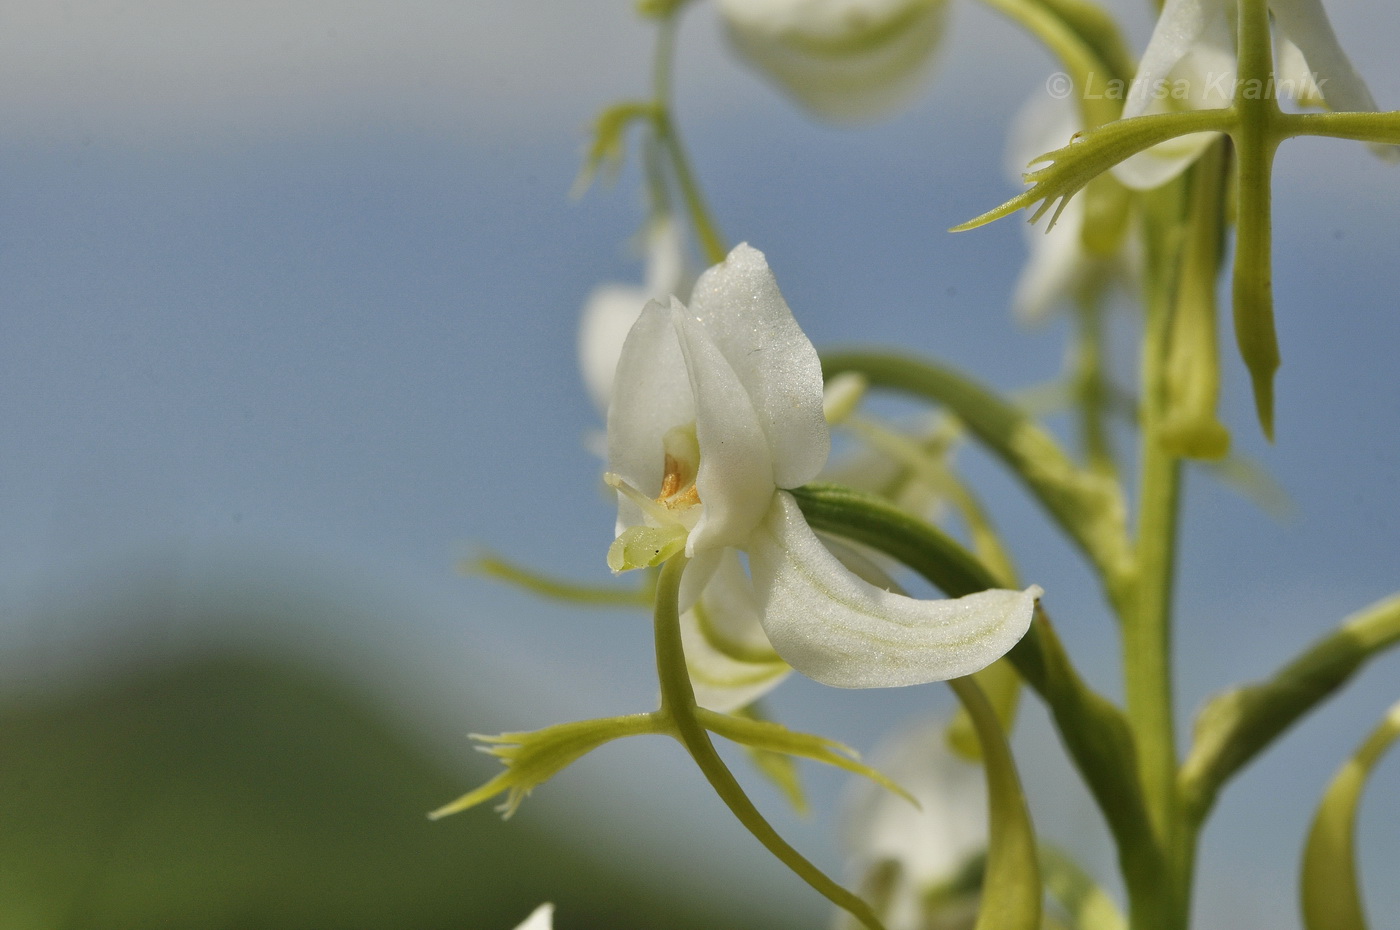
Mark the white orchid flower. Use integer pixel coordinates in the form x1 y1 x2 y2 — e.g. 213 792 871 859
511 903 554 930
1114 0 1389 189
578 217 689 413
605 244 1039 689
1008 94 1136 322
840 719 988 930
716 0 949 123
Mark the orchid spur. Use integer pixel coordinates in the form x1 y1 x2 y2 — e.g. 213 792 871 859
605 243 1040 689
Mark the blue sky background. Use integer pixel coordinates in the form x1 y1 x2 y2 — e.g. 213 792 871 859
2 2 1398 926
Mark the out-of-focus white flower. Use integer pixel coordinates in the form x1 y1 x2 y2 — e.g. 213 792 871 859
606 243 1039 689
1114 0 1389 189
841 719 987 930
716 0 950 123
512 903 554 930
579 217 689 413
1007 94 1136 322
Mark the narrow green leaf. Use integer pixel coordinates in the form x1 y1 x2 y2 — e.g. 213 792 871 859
468 551 653 607
697 707 915 806
731 704 808 815
947 676 1040 930
1182 592 1400 824
1300 700 1400 930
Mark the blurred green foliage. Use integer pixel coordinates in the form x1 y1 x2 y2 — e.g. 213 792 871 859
0 651 800 930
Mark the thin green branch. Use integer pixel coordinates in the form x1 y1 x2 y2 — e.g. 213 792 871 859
1180 591 1400 824
651 556 884 930
650 13 727 263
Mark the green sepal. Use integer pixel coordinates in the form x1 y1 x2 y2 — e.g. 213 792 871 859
428 713 664 820
819 352 1134 600
1181 592 1400 824
948 658 1022 762
572 100 660 197
697 707 915 807
468 550 654 607
1300 700 1400 930
947 676 1041 930
607 523 688 573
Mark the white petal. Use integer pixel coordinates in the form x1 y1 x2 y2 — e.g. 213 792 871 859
1113 0 1234 189
1006 94 1090 322
673 302 779 553
579 219 692 416
686 244 830 489
842 718 988 884
716 0 948 123
607 301 695 533
682 552 789 712
1013 194 1089 323
579 283 649 413
1275 34 1326 106
1270 0 1379 114
643 215 690 298
512 903 554 930
747 492 1039 688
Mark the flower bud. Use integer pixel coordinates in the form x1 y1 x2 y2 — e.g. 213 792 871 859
717 0 949 123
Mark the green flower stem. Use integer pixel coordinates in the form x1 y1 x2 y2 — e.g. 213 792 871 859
975 0 1123 129
650 13 727 264
650 556 886 930
1180 592 1400 825
946 676 1042 930
1070 297 1118 478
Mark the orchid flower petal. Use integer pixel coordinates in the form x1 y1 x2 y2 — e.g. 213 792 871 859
747 492 1040 688
687 244 831 489
1269 0 1380 114
512 903 555 930
682 566 791 711
607 301 696 533
1114 0 1235 189
673 301 778 553
580 283 650 412
842 718 988 925
716 0 949 123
